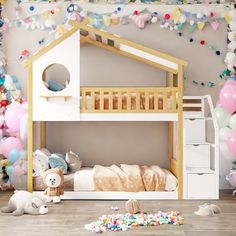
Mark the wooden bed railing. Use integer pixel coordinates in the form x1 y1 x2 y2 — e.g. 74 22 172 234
80 87 178 113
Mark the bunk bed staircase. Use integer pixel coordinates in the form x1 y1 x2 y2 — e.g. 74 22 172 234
181 95 219 199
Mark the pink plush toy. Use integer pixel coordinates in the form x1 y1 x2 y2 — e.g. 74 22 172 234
130 13 151 29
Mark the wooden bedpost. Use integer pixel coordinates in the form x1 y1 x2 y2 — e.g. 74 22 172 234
168 72 174 170
177 66 183 200
27 64 33 192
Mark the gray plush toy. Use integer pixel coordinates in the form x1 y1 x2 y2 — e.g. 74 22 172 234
1 190 48 216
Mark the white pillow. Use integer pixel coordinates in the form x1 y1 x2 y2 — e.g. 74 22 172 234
66 150 82 172
33 150 49 176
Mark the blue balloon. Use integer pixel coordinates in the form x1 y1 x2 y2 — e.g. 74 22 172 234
8 149 20 164
6 165 13 177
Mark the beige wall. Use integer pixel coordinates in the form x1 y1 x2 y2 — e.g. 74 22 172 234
4 3 230 188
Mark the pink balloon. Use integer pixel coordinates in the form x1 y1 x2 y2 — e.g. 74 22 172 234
2 137 22 158
216 100 222 107
227 131 236 156
13 165 24 177
224 80 236 87
219 84 236 114
4 103 27 132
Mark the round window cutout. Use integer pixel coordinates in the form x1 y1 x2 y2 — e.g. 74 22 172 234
42 63 70 92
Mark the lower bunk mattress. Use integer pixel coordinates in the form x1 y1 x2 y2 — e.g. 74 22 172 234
34 165 178 192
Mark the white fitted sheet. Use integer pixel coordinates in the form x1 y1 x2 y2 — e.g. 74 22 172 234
74 167 177 192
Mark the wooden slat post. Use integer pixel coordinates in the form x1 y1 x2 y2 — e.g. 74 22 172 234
100 90 104 111
118 91 122 112
27 65 33 192
127 91 131 111
91 91 95 111
145 91 149 111
109 91 113 111
168 72 174 87
136 91 140 112
177 65 183 200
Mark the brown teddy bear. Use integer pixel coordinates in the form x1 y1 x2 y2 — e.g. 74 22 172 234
43 168 64 203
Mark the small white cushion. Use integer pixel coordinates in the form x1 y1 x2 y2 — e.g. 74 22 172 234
66 150 82 172
33 150 49 176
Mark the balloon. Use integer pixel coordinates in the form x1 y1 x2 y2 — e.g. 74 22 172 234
13 165 24 177
216 100 222 107
19 149 27 160
6 165 13 177
1 137 22 158
10 175 27 190
214 107 231 129
220 142 235 160
4 102 27 132
20 114 27 147
0 114 4 127
219 82 236 114
219 127 232 141
229 114 236 130
227 131 236 156
8 149 20 164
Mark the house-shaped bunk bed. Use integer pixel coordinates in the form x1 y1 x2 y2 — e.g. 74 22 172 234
22 20 189 200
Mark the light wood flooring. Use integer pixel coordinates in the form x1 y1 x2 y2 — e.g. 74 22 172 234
0 191 236 236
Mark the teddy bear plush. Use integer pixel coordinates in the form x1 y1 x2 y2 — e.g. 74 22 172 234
43 168 64 203
1 190 48 216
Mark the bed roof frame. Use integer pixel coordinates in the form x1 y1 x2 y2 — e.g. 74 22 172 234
23 20 187 200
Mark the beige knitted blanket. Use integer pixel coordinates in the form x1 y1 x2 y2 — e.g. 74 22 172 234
93 164 166 192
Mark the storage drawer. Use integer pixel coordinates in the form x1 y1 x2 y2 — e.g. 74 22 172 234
185 144 210 168
184 119 205 142
187 173 215 199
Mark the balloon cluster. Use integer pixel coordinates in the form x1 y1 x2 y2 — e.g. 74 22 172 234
0 51 27 191
214 77 236 162
0 102 28 190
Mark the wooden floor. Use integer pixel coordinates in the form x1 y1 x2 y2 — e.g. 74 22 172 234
0 191 236 236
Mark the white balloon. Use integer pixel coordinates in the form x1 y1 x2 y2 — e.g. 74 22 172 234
219 127 232 141
229 114 236 130
197 13 203 19
19 149 27 160
228 41 236 51
225 52 236 64
220 142 235 160
228 32 236 42
230 21 236 31
214 107 231 129
20 114 28 147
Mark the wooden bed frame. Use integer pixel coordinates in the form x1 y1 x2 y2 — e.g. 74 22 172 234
22 20 188 200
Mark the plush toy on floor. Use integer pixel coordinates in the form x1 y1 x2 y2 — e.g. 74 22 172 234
125 199 141 214
43 168 64 203
194 203 221 216
1 190 48 216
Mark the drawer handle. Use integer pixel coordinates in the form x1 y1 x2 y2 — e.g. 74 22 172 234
197 173 204 175
189 119 196 121
193 144 199 146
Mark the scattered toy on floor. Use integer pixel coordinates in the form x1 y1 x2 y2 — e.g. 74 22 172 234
43 168 64 203
125 199 141 214
111 206 119 211
85 210 183 233
194 203 221 216
0 190 48 216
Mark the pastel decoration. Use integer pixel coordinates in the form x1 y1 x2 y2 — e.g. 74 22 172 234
230 21 236 32
219 82 236 114
13 165 25 177
197 22 205 31
220 142 235 160
229 114 236 130
121 17 129 25
103 15 111 26
8 149 20 164
48 156 68 174
189 20 195 26
5 102 27 132
0 114 4 127
131 14 151 29
2 137 22 158
173 7 181 24
211 21 219 31
6 165 13 178
179 15 187 24
19 149 27 160
214 107 231 129
227 131 236 156
219 127 232 141
20 114 28 147
228 41 236 51
164 13 171 20
188 24 197 33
